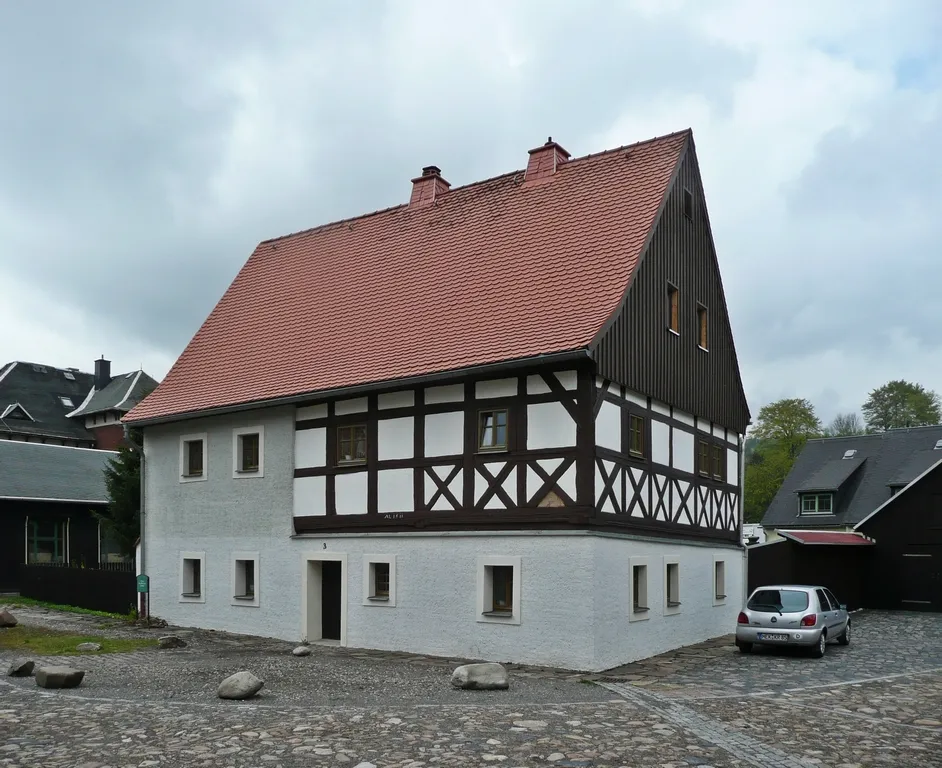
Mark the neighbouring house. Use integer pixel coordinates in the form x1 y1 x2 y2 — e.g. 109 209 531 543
0 440 118 592
0 357 158 450
753 426 942 611
124 129 751 671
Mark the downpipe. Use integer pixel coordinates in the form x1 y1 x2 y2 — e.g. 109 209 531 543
123 423 147 619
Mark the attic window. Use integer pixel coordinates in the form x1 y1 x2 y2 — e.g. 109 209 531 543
59 396 74 408
63 371 75 381
697 304 708 350
842 449 857 459
667 284 679 334
682 188 693 219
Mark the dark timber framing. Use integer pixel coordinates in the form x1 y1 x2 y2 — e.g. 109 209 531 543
293 362 740 544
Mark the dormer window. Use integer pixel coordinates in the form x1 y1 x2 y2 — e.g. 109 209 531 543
59 396 74 408
842 449 857 459
935 439 942 450
800 493 833 515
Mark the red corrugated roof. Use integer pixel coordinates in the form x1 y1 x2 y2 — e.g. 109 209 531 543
126 130 690 424
781 531 875 546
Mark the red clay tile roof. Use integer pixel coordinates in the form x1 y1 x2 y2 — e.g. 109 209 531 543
780 531 875 546
126 130 690 424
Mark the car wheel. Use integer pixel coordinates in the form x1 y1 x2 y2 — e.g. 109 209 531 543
810 631 827 658
737 642 753 654
837 621 851 646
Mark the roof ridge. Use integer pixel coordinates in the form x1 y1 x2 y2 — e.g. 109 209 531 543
808 424 942 443
259 129 691 248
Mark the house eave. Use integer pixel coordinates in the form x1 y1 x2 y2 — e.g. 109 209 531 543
123 349 593 428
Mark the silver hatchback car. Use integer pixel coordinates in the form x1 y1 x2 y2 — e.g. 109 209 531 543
735 584 850 658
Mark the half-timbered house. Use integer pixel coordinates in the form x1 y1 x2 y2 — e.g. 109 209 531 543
125 129 750 671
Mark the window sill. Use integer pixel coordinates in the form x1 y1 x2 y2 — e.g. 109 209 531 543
697 345 709 353
181 473 204 479
337 460 367 467
668 328 680 337
233 594 256 601
235 468 260 474
367 595 390 602
181 592 202 599
632 605 649 613
715 594 727 600
477 446 508 454
481 610 514 618
667 601 682 608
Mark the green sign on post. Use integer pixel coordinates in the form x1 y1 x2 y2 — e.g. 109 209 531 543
136 574 150 593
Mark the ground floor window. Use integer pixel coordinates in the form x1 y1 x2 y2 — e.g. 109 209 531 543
477 556 521 624
180 551 206 603
27 519 67 564
362 555 397 606
629 556 650 622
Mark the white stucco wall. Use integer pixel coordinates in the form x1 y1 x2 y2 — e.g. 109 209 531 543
142 394 744 672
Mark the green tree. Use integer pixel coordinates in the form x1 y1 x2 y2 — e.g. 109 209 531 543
94 429 143 557
861 380 941 432
743 442 795 523
824 412 865 437
751 398 822 457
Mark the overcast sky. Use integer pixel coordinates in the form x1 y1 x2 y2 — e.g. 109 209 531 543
1 1 940 426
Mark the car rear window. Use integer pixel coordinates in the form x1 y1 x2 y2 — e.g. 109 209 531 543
747 589 809 613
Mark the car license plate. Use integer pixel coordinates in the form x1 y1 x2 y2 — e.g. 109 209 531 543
757 633 788 641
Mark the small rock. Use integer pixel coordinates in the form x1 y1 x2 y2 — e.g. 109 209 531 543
386 717 403 725
158 635 187 649
0 610 17 628
547 754 565 762
217 670 264 700
75 642 101 652
513 720 548 729
451 662 509 690
914 719 942 726
35 666 85 689
335 755 352 763
354 763 378 768
6 659 34 677
292 645 312 657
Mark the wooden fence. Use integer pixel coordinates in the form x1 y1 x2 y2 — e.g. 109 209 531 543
18 563 137 615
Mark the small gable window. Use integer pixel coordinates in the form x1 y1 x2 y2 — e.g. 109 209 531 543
683 188 694 219
478 409 508 451
801 493 833 515
337 424 367 464
697 304 708 350
667 284 679 334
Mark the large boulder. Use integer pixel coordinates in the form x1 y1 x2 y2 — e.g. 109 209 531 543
451 662 509 690
0 610 17 628
217 671 264 700
75 642 101 652
35 666 85 689
6 660 34 677
292 645 312 657
158 635 187 649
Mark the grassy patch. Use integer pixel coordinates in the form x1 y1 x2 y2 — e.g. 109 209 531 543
1 597 132 621
0 626 156 655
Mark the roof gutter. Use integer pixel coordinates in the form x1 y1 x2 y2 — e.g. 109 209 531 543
0 495 108 504
124 349 592 427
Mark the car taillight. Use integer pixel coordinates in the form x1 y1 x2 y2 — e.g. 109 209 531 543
737 612 749 624
800 614 817 627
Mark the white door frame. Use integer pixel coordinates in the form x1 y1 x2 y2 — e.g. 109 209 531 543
301 552 348 645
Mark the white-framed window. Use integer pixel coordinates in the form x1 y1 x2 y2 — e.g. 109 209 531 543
800 493 833 515
231 551 259 607
629 556 650 622
476 556 521 625
713 557 727 606
362 555 396 606
179 433 208 483
663 556 681 615
179 551 206 603
232 426 264 478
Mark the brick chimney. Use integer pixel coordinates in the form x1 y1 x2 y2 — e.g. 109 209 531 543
94 356 111 390
409 165 451 207
525 137 570 182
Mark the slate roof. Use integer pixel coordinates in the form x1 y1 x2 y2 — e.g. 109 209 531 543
67 370 159 418
126 130 691 424
762 426 942 528
0 440 115 502
795 456 865 492
0 362 96 442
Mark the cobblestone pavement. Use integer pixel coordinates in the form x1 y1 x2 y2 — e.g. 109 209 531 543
1 606 941 767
